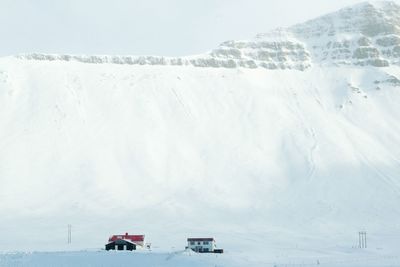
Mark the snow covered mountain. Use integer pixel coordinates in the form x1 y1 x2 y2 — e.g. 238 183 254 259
1 1 400 261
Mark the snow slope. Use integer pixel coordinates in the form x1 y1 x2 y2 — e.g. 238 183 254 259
1 1 400 265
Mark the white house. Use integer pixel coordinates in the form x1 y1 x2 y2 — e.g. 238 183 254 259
186 238 216 253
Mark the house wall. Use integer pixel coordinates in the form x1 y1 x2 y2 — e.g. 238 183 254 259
105 241 136 251
187 240 215 252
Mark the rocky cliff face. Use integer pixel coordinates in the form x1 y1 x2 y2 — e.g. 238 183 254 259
290 1 400 67
14 1 400 70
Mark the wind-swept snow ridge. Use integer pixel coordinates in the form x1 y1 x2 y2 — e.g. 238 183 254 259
16 28 312 70
16 37 311 71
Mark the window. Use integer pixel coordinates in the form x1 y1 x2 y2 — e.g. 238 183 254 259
197 242 201 245
190 241 195 245
203 241 209 245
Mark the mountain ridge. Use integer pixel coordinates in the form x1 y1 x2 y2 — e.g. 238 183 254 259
14 1 400 70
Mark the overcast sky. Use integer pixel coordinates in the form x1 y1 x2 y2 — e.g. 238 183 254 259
0 0 397 57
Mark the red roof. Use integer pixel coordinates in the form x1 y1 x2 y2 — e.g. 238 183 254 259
187 237 214 242
109 233 144 242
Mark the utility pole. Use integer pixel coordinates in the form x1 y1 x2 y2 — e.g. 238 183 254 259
358 231 367 248
68 224 72 244
364 231 367 248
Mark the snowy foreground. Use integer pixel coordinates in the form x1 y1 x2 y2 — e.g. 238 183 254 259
1 248 400 267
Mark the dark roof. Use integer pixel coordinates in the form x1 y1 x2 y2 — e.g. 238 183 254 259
107 239 137 245
187 238 214 242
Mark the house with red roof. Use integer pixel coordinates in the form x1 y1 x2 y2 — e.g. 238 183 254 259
105 233 145 251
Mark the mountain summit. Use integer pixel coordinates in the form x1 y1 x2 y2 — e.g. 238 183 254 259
221 0 400 69
288 0 400 66
291 1 400 38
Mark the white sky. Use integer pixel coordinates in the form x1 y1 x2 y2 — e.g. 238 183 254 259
0 0 397 57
